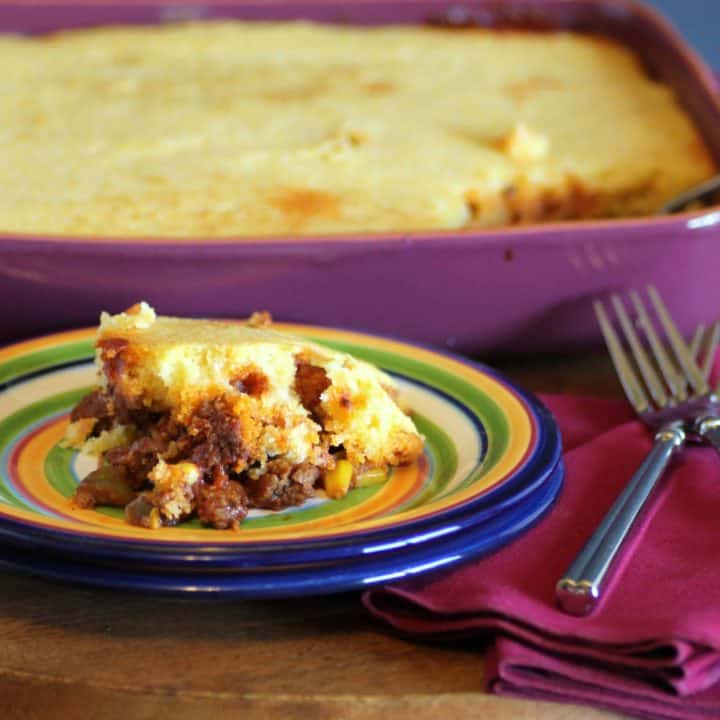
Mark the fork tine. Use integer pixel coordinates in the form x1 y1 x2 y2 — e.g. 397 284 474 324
611 294 668 407
647 285 709 395
594 300 650 413
701 321 720 380
630 290 687 402
690 324 706 361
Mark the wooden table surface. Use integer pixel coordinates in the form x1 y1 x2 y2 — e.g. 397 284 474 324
1 352 628 720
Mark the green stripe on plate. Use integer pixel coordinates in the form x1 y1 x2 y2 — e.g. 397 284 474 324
391 411 458 512
0 341 94 386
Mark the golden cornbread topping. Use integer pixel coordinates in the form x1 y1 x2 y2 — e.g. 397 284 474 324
1 21 715 237
64 304 424 529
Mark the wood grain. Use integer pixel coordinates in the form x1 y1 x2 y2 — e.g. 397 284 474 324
0 352 627 719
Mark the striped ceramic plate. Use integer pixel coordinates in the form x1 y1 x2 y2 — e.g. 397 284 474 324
0 325 561 569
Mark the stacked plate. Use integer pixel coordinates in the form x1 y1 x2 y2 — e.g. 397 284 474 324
0 324 563 597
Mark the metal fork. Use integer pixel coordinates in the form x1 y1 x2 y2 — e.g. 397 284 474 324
556 286 720 616
661 173 720 214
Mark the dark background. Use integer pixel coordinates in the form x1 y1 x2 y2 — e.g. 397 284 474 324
647 1 719 67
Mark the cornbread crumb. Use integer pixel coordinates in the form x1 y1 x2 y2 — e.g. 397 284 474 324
82 425 137 456
61 418 97 449
100 302 156 332
147 460 201 523
502 124 550 163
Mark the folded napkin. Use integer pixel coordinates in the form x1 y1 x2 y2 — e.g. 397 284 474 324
364 394 720 720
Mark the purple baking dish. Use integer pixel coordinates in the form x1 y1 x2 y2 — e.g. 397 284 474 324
2 0 719 355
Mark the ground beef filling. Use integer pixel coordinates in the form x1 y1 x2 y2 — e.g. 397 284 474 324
294 361 331 421
186 397 248 471
70 390 330 529
195 479 249 529
245 460 320 510
70 388 113 434
72 465 135 510
70 388 110 423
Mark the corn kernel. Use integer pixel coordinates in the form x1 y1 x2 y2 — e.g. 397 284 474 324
355 468 388 488
148 507 162 530
324 460 353 499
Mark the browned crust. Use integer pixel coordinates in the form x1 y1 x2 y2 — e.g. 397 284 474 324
464 175 666 226
268 187 341 230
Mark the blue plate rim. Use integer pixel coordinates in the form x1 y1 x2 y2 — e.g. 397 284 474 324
0 462 564 598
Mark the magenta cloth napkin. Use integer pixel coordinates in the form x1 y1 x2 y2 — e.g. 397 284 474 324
363 394 720 720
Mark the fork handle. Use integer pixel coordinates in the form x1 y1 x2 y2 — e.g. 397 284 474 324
556 423 685 616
